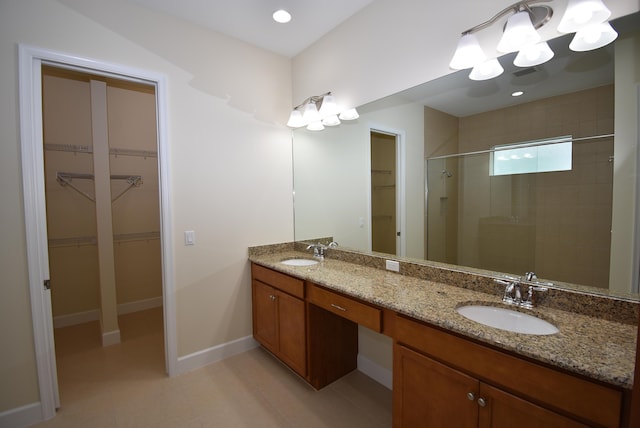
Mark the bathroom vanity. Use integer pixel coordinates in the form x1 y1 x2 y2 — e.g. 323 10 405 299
249 243 638 428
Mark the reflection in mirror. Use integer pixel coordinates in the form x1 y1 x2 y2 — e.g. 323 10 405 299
427 134 613 290
293 12 640 299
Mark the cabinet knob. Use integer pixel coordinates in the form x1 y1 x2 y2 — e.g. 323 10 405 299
477 397 487 407
466 392 475 401
269 295 276 301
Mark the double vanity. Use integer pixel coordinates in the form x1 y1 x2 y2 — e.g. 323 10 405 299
249 242 638 427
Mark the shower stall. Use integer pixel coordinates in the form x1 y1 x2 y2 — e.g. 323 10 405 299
425 135 614 289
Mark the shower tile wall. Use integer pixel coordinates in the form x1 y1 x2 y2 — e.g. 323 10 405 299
460 85 614 288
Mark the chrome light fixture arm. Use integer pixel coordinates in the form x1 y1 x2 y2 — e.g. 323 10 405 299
460 0 553 36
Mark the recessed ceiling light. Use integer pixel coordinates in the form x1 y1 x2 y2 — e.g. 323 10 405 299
273 9 291 24
512 91 524 97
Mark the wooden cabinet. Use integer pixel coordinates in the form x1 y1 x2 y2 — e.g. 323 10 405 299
250 262 629 426
252 264 306 377
394 344 587 428
394 315 623 428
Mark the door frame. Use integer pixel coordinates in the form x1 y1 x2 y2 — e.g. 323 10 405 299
368 125 406 257
18 44 177 420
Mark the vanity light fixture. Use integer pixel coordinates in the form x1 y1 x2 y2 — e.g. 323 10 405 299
287 92 359 131
449 0 617 81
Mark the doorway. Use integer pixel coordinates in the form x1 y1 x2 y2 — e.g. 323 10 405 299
42 65 163 344
19 45 176 420
370 130 401 255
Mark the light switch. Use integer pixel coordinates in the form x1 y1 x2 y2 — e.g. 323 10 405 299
184 230 195 246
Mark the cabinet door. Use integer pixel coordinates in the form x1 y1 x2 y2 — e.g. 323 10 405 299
393 344 478 428
276 290 306 377
252 280 277 353
478 383 588 428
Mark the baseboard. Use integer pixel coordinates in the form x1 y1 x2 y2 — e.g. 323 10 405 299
176 335 259 375
102 329 121 347
117 296 163 315
0 401 43 428
357 354 393 390
53 296 163 328
53 309 99 328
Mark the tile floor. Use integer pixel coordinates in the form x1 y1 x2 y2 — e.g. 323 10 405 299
32 307 392 427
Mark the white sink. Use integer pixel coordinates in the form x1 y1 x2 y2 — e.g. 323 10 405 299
280 258 319 266
456 305 558 335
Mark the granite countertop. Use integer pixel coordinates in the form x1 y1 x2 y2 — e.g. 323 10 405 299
249 250 638 389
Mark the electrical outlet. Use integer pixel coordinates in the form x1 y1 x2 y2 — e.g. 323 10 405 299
385 260 400 272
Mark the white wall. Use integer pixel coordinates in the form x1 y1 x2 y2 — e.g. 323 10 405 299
0 0 293 414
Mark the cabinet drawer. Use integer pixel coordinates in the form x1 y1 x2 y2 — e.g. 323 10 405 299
395 315 622 428
251 263 304 299
307 284 381 332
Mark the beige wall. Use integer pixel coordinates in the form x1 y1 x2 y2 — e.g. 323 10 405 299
0 0 292 413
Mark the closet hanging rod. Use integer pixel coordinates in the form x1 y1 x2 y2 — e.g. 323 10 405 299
56 172 143 203
45 143 157 158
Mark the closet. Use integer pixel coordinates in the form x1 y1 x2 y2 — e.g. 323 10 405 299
42 66 162 345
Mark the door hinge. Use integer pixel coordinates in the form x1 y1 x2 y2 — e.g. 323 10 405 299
44 279 51 290
397 232 401 236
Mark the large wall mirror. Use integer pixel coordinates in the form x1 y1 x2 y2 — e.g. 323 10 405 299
293 12 640 300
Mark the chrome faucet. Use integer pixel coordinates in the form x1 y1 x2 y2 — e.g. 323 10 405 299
495 272 548 308
306 243 327 260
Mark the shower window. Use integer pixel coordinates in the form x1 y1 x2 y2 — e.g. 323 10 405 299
490 136 573 176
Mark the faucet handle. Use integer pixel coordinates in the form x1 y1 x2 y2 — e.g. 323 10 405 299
523 285 548 308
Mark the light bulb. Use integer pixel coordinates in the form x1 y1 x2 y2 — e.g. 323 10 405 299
558 0 611 33
339 108 359 121
514 42 554 67
272 9 291 24
497 11 541 53
322 115 341 127
449 34 486 70
302 101 321 124
569 22 618 51
469 59 504 81
318 94 340 116
306 121 324 131
286 110 305 128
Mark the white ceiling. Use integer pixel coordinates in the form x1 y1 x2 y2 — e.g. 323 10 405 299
130 0 375 58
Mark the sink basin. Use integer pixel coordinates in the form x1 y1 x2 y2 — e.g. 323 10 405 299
456 305 558 335
280 258 319 266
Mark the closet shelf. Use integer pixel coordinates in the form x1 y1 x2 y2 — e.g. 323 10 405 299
373 184 396 190
56 172 143 202
45 143 157 159
48 231 160 248
371 169 392 175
